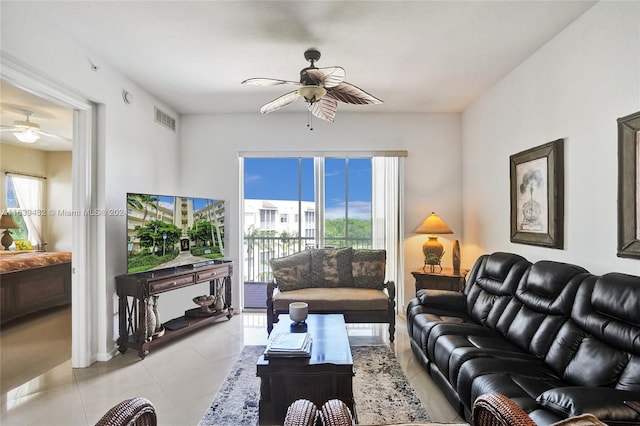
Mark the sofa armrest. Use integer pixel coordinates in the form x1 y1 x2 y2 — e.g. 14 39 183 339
267 281 278 305
536 387 640 423
416 288 467 314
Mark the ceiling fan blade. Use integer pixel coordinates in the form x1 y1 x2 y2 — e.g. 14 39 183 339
310 97 338 122
326 82 383 105
242 78 301 87
0 126 18 132
259 91 300 115
39 130 72 143
306 67 345 89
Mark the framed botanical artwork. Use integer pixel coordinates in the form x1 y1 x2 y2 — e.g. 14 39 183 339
617 111 640 259
510 139 564 248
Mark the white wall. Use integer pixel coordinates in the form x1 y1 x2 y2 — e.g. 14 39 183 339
462 1 640 276
179 112 463 311
1 4 182 360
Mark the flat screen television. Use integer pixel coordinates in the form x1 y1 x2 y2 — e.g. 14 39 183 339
126 193 225 274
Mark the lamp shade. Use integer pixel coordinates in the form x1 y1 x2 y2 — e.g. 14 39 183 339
0 214 19 229
14 129 41 143
415 212 453 235
297 85 326 103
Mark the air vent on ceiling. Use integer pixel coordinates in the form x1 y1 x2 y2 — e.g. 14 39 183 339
154 106 176 132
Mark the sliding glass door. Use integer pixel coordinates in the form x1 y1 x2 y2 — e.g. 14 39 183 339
241 153 404 310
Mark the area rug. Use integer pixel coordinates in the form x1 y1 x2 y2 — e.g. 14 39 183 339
199 345 431 426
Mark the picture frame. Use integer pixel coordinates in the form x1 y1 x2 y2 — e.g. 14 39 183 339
510 139 564 248
617 111 640 259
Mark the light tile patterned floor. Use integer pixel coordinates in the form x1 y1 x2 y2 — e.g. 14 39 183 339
0 307 466 425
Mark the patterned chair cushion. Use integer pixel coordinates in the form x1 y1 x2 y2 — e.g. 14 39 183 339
310 247 354 288
352 249 386 290
271 250 312 291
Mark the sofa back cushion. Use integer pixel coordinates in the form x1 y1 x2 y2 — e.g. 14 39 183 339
545 273 640 390
271 250 312 291
496 261 589 356
310 247 354 288
465 252 531 328
351 249 386 290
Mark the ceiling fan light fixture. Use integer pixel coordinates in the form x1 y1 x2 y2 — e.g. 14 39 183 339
14 128 40 143
297 85 326 103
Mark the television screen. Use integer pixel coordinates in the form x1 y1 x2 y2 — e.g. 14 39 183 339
126 193 225 274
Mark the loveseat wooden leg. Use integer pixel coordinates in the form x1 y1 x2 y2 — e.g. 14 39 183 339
389 318 395 342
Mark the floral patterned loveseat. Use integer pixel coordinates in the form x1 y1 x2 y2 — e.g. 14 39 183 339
266 247 396 341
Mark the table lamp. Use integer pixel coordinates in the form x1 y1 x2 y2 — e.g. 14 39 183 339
1 214 19 250
416 212 453 272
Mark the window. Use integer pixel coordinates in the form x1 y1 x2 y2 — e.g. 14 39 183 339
324 158 372 249
5 173 45 247
259 209 276 230
280 213 288 223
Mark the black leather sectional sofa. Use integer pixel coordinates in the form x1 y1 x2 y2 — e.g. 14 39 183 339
407 252 640 425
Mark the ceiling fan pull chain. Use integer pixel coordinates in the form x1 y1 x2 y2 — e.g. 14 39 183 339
307 108 314 130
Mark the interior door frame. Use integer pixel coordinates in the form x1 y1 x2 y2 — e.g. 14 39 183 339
1 52 98 368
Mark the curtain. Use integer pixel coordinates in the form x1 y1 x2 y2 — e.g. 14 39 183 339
10 174 45 247
372 157 405 313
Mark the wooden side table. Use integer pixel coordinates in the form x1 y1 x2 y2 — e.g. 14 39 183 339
411 267 468 293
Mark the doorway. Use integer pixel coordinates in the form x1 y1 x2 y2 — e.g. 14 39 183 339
1 54 97 368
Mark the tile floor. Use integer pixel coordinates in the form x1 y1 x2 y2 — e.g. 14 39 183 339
1 307 466 425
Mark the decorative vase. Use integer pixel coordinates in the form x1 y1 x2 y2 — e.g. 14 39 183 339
214 282 225 311
146 298 157 341
151 295 161 334
452 239 461 273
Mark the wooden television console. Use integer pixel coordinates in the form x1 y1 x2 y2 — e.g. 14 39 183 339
116 261 233 358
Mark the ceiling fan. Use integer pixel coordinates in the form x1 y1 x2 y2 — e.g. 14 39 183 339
0 110 72 144
242 47 383 129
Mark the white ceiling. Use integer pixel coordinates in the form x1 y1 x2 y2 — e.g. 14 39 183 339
0 81 74 152
1 1 596 149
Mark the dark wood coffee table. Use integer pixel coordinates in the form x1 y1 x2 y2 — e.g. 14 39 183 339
256 313 356 425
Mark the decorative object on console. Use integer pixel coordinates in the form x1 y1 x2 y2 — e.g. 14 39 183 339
617 110 640 259
0 214 19 250
452 239 461 273
146 298 157 341
510 139 564 248
415 212 453 272
151 295 163 337
192 295 216 314
242 47 383 130
214 280 225 311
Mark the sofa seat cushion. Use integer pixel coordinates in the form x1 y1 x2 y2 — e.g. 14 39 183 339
273 287 389 312
457 357 562 413
434 331 537 387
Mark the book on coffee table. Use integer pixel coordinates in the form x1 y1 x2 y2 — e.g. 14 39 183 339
265 332 312 358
